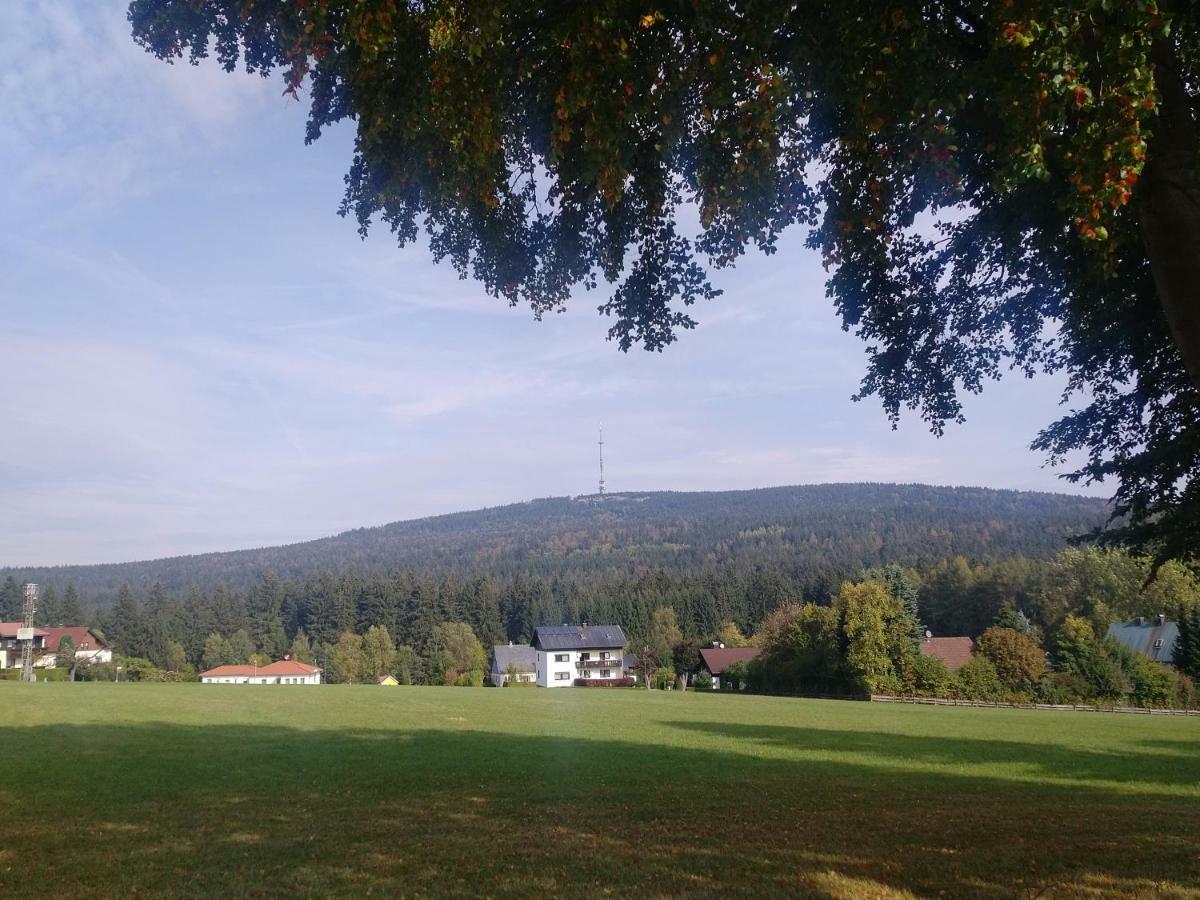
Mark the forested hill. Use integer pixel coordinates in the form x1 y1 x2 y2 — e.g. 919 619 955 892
7 484 1107 604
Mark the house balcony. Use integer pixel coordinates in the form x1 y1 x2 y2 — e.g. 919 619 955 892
575 659 620 671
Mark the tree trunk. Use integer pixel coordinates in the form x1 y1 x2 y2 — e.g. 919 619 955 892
1139 39 1200 394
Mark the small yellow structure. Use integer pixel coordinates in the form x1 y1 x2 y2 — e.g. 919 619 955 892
376 674 399 686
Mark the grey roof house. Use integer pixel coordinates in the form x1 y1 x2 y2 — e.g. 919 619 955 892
532 624 628 651
1107 615 1179 665
491 643 537 686
531 624 629 687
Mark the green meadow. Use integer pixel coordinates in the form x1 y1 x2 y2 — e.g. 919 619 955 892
0 685 1196 898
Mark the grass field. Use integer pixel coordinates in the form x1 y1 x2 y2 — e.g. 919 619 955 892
0 686 1197 898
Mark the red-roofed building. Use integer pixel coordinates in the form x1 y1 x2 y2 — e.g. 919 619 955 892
200 659 322 685
699 645 760 689
43 627 112 665
919 636 974 671
0 623 51 669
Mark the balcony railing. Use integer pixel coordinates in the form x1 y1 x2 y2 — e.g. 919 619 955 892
575 659 620 671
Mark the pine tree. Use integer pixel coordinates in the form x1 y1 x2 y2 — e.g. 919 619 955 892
1174 610 1200 680
36 586 59 626
0 577 21 620
59 585 84 625
107 585 144 657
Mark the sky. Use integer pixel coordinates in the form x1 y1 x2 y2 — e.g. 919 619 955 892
0 2 1104 567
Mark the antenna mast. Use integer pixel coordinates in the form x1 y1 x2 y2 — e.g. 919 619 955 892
20 583 37 683
598 424 606 499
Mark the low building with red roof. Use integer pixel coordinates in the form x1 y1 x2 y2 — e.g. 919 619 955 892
0 623 51 669
44 627 111 665
699 645 761 690
919 636 974 671
200 659 322 685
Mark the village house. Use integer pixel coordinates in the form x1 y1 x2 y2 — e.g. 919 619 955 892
0 623 51 669
200 659 322 684
698 644 760 689
532 624 628 687
43 627 112 666
919 635 974 671
491 643 537 686
1107 615 1178 665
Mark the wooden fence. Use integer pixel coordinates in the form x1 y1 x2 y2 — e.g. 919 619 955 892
870 694 1200 716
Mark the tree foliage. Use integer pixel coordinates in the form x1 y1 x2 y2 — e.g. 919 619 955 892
126 1 1200 563
975 626 1047 689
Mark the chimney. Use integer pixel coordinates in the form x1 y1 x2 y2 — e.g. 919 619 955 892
1135 616 1145 626
1158 613 1167 627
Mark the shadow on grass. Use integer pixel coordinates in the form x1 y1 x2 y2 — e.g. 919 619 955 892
662 720 1200 790
0 722 1196 898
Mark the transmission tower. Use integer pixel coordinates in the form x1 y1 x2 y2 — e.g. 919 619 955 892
20 583 37 683
598 424 606 498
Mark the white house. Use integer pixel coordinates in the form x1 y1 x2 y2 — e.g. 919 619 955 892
532 624 628 687
200 659 322 684
44 627 113 667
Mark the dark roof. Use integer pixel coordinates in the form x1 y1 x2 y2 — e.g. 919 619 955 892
532 625 627 651
1107 619 1179 664
623 652 639 670
920 637 974 671
699 647 760 674
492 644 537 674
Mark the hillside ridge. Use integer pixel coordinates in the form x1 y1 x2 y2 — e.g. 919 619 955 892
4 482 1109 603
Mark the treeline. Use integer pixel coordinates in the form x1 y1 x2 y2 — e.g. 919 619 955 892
6 546 1197 692
4 484 1107 602
724 570 1200 710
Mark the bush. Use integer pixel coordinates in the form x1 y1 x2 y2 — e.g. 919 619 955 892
652 667 677 690
909 654 953 697
573 677 636 687
694 670 713 690
954 656 1006 701
976 627 1047 689
1126 653 1174 708
453 669 485 687
0 667 68 682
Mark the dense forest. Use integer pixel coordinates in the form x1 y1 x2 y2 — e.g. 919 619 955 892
5 484 1107 602
6 483 1200 696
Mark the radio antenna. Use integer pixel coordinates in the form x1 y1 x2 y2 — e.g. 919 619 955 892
598 424 606 499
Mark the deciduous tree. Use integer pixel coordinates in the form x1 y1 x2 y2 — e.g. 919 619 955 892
975 626 1047 689
128 1 1200 562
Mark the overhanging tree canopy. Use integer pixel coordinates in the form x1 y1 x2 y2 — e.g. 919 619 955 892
127 0 1199 563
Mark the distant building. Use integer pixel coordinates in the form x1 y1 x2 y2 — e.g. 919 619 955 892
532 625 628 687
491 643 537 686
919 636 974 671
623 652 640 683
43 627 112 666
0 623 51 669
200 660 322 684
376 674 399 686
1107 615 1178 665
699 645 760 689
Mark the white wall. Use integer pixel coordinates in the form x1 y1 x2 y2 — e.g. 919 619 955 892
536 648 624 687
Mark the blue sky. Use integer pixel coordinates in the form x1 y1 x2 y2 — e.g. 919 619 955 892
0 2 1102 566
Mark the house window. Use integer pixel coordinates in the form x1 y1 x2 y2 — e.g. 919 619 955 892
555 672 570 681
600 652 609 660
555 653 569 662
582 670 592 679
601 669 611 678
1153 639 1164 649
